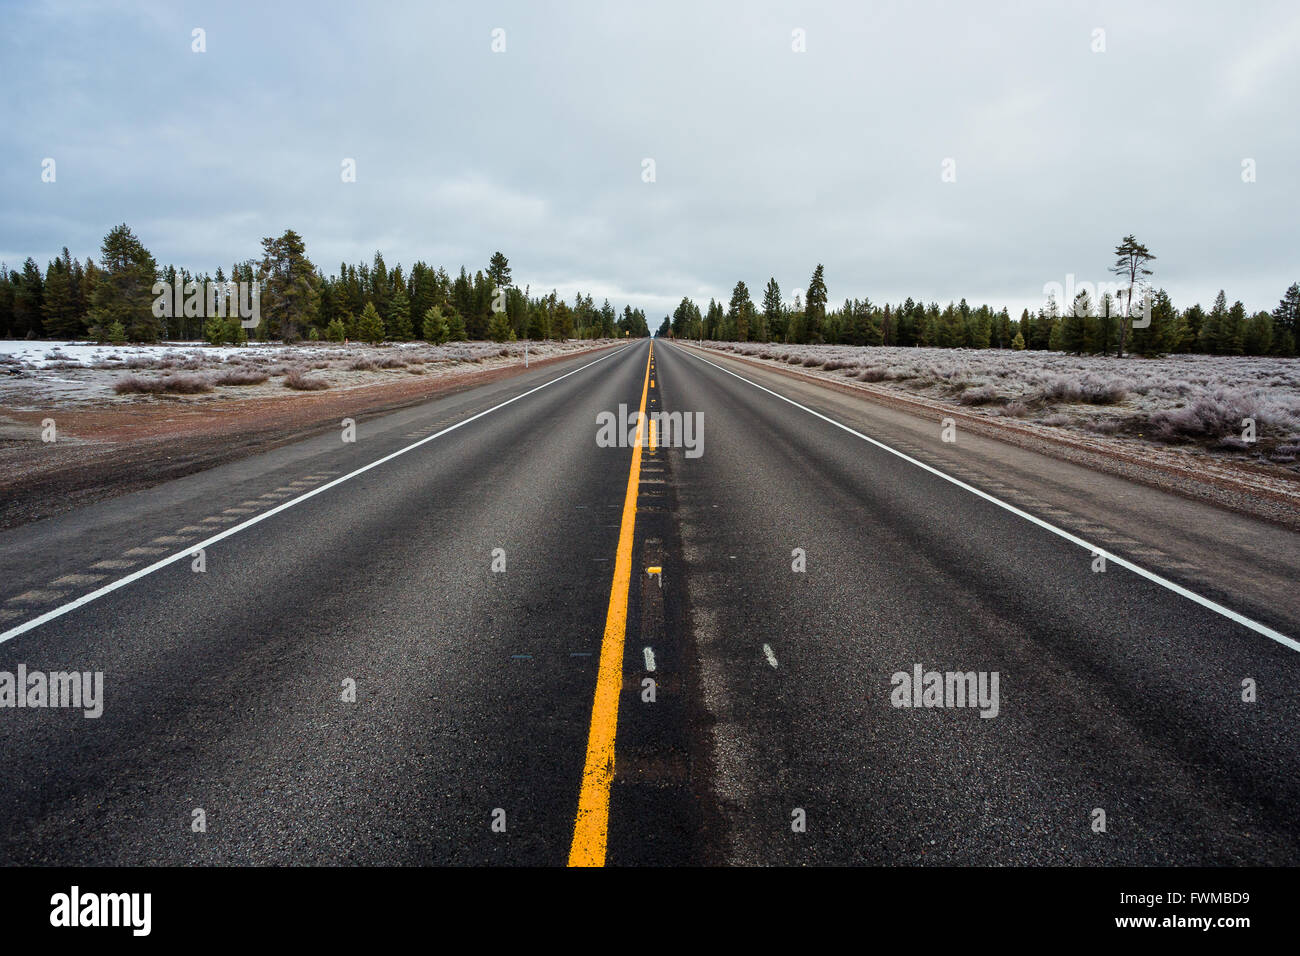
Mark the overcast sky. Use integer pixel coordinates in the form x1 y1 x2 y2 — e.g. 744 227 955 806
2 0 1297 319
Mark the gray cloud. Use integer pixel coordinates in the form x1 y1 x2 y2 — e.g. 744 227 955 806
2 0 1297 319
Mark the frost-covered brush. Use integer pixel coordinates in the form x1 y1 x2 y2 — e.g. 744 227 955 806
112 372 213 395
282 367 329 391
211 369 269 386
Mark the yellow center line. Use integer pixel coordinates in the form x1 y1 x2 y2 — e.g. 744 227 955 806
568 339 653 867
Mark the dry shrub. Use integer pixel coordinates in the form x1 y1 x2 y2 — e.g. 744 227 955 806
1148 392 1257 442
113 373 213 394
1042 375 1128 405
212 369 269 386
283 368 329 391
958 385 1003 406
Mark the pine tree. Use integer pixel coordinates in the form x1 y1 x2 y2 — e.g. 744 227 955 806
1095 293 1117 356
258 229 319 342
554 301 574 339
1048 319 1064 351
805 265 828 343
13 258 45 338
43 249 82 338
1181 304 1205 351
445 308 467 341
1061 291 1092 354
996 308 1012 349
89 224 160 342
1110 235 1156 358
409 262 439 329
968 304 992 349
938 303 963 347
1200 291 1228 353
487 252 512 291
0 266 13 339
356 301 385 344
761 278 784 341
727 281 753 342
422 306 449 344
1243 311 1274 356
706 299 725 340
1132 289 1174 357
370 252 391 319
1271 283 1299 355
1032 299 1057 350
488 310 513 342
1222 300 1246 355
204 314 225 345
386 284 413 340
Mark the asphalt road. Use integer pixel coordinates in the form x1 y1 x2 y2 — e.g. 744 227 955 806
1 338 1298 865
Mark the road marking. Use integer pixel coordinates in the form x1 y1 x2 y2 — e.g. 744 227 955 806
7 590 66 604
569 340 652 867
673 344 1300 654
90 559 138 570
0 344 633 647
644 647 656 672
50 574 106 587
762 643 779 668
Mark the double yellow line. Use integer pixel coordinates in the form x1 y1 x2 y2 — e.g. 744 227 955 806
568 340 653 867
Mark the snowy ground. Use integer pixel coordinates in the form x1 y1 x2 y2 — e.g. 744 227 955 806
705 341 1300 469
0 339 611 409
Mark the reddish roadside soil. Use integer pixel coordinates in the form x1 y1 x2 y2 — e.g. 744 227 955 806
0 345 615 530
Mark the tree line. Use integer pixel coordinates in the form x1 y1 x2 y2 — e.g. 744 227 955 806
660 239 1299 357
0 225 652 344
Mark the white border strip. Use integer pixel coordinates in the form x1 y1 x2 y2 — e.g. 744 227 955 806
671 343 1299 653
1 344 634 647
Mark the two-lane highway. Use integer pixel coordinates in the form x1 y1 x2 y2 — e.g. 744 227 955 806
0 342 667 864
648 340 1300 865
1 337 1298 865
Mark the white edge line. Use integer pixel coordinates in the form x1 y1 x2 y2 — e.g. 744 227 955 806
0 344 635 647
670 342 1300 654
